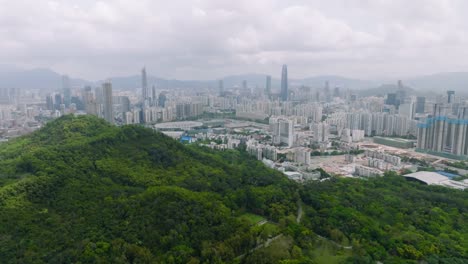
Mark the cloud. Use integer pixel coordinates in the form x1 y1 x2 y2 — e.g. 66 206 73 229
1 0 468 80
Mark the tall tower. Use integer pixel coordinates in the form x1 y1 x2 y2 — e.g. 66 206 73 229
62 75 71 107
415 96 426 114
152 85 157 106
324 81 331 102
218 80 224 96
265 75 271 97
280 64 288 101
447 90 455 104
141 67 148 102
102 82 114 123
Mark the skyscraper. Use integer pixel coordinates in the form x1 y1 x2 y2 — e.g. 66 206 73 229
415 96 426 114
102 82 114 123
54 94 63 110
152 85 157 106
141 67 149 102
265 75 271 96
280 64 288 101
62 75 71 107
218 80 224 96
447 90 455 104
386 93 398 106
270 117 294 147
158 92 167 108
324 81 331 102
46 94 54 110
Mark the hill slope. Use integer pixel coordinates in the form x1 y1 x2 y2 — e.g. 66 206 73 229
0 115 297 263
0 115 467 264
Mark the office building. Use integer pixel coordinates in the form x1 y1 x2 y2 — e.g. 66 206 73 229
62 75 71 107
46 94 54 110
218 80 224 96
415 97 426 114
311 122 329 143
265 75 271 97
270 116 294 147
399 101 415 119
280 64 288 101
142 67 149 102
158 92 167 108
102 82 114 123
447 91 455 104
242 80 247 90
324 81 331 102
151 85 157 106
386 93 398 106
54 94 63 110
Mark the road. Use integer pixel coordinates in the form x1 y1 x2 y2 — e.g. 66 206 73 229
296 200 303 224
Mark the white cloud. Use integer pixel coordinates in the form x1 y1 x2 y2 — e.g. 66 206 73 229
1 0 468 79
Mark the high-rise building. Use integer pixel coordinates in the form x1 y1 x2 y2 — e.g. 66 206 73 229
415 96 426 114
102 82 114 123
270 116 294 147
280 64 288 101
324 81 331 102
54 94 63 110
114 96 130 114
447 90 455 104
333 86 340 98
311 122 329 143
46 94 54 110
399 101 415 120
265 75 271 96
386 93 398 106
151 85 157 105
417 104 468 158
242 80 247 90
62 75 71 107
218 80 224 96
158 92 167 108
141 67 149 102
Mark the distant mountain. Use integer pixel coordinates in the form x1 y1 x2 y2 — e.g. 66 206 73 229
299 75 376 90
2 66 468 94
406 72 468 94
0 67 90 91
102 75 216 90
0 66 377 91
219 74 375 91
357 84 418 97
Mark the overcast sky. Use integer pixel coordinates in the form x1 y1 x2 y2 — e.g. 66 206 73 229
2 0 468 80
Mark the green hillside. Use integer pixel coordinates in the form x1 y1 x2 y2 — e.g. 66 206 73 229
0 115 467 264
0 115 298 263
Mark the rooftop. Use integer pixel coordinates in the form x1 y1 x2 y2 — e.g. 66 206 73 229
403 171 468 190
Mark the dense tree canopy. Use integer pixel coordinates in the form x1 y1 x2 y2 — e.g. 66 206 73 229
0 115 466 263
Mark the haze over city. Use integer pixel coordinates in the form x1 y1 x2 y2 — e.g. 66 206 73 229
1 1 468 263
3 0 468 80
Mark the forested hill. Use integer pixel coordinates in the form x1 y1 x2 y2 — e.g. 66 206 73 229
0 115 467 264
0 115 298 263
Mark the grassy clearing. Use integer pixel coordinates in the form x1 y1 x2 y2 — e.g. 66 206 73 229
238 213 265 225
309 239 352 264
